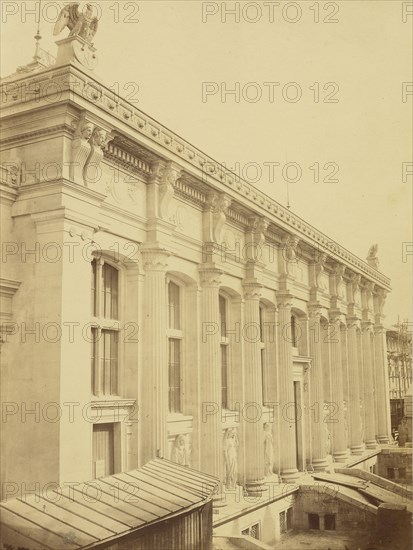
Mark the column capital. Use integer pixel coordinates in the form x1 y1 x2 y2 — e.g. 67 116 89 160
242 279 262 300
276 292 293 310
346 316 361 330
199 264 223 287
141 246 170 272
308 302 322 319
361 319 374 333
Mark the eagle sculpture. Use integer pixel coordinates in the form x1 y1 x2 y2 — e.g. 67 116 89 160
53 3 98 45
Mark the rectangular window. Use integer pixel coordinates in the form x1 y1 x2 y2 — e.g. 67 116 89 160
91 259 97 316
169 339 181 413
279 511 286 534
168 282 180 330
219 295 226 337
324 514 336 531
261 348 266 404
221 345 228 409
93 423 114 478
387 467 395 479
399 467 406 478
102 263 119 319
308 513 319 530
92 329 119 397
286 507 293 531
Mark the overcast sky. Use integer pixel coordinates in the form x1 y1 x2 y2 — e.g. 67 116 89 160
1 0 412 325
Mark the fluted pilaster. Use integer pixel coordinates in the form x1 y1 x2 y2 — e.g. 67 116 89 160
347 320 364 454
374 324 391 443
199 265 223 481
242 280 265 492
140 247 170 463
362 322 377 449
328 314 348 462
308 306 328 471
277 293 299 481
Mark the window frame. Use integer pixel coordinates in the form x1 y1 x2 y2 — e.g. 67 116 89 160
91 257 123 398
166 278 184 415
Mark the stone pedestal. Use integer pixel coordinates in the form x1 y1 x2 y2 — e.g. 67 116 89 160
55 35 98 70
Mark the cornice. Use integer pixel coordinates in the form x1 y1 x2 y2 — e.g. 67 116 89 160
0 63 391 290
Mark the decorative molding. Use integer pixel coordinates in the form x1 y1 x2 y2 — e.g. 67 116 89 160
0 63 391 290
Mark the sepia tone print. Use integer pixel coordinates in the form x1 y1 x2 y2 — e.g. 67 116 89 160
0 1 411 549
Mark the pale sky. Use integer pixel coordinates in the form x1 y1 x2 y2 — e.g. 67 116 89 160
1 0 412 325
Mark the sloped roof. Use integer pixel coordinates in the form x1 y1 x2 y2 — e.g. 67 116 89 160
0 458 219 550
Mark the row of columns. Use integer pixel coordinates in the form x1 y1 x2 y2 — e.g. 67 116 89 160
139 247 390 484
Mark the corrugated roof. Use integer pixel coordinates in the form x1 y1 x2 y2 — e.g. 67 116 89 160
0 458 219 550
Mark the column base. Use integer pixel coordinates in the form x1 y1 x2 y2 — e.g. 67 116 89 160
332 449 350 463
212 493 227 509
281 468 300 482
365 439 378 449
312 458 329 472
377 435 390 444
350 444 364 455
245 480 268 496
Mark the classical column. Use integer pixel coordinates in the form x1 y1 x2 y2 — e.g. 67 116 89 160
328 314 348 462
374 324 391 443
140 247 170 463
362 322 377 449
277 293 299 481
199 265 223 481
242 280 265 493
308 305 328 471
347 319 364 454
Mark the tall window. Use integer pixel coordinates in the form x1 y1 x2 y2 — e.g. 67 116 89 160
260 306 266 404
93 423 114 479
91 259 120 397
291 315 298 348
220 295 229 409
168 282 182 413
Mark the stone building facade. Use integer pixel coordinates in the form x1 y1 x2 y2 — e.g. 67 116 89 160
1 32 392 525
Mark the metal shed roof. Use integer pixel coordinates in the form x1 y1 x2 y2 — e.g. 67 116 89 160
0 458 219 550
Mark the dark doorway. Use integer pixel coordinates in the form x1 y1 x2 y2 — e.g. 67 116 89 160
325 514 336 530
308 513 319 530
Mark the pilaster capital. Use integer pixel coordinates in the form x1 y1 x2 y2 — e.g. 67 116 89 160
276 292 293 311
141 246 170 272
346 316 361 330
199 264 223 288
308 302 322 320
242 279 262 300
361 319 374 334
328 309 343 326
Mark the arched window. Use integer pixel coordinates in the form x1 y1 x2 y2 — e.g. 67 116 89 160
91 259 120 397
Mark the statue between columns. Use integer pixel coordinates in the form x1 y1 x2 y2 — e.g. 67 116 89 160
223 428 239 490
263 423 274 477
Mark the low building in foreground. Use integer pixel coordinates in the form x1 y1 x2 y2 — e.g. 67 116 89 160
0 11 404 549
